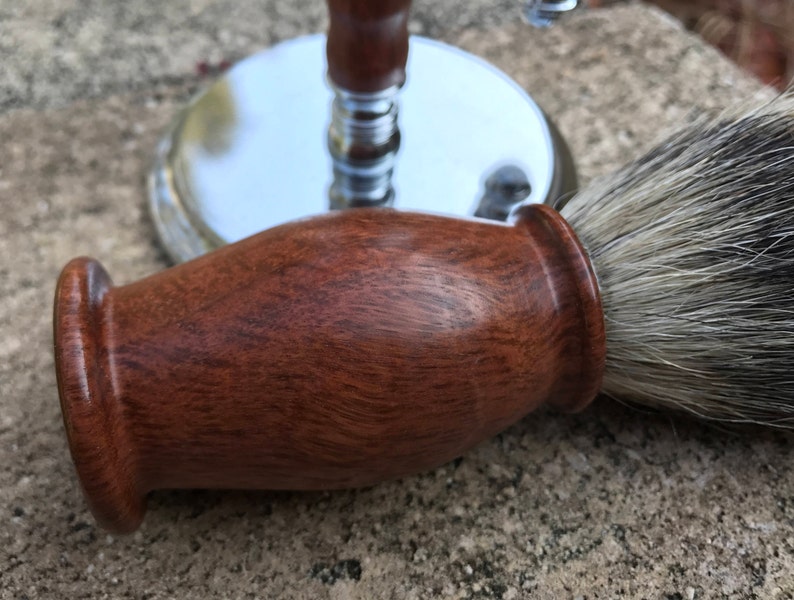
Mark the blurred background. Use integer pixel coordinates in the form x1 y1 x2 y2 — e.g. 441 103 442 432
592 0 793 89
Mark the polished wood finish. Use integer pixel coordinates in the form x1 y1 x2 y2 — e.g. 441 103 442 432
326 0 411 92
54 205 605 533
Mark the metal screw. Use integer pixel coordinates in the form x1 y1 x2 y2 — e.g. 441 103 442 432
475 165 532 221
523 0 579 28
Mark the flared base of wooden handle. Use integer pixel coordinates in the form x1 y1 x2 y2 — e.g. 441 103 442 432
54 258 146 533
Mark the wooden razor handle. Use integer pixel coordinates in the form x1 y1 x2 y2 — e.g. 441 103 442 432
54 205 605 533
326 0 411 92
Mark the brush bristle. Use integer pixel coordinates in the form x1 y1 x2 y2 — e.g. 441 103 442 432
560 93 794 426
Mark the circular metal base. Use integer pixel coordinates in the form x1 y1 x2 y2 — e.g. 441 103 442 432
149 34 576 263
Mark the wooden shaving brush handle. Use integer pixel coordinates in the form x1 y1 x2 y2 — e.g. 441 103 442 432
326 0 411 92
54 205 605 533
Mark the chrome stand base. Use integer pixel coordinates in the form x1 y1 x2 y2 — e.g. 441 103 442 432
149 34 576 263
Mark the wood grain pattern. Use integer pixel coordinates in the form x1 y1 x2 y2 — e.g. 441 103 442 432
326 0 411 92
54 206 605 533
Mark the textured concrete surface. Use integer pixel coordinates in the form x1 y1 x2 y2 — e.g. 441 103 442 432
1 1 792 598
0 0 526 113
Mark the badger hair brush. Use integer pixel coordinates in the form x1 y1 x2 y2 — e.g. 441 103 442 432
54 94 794 532
561 93 794 425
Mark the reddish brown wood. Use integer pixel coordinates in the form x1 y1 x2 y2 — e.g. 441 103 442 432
54 206 605 533
326 0 411 92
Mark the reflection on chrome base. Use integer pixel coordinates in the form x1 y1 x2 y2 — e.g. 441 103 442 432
148 35 576 264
